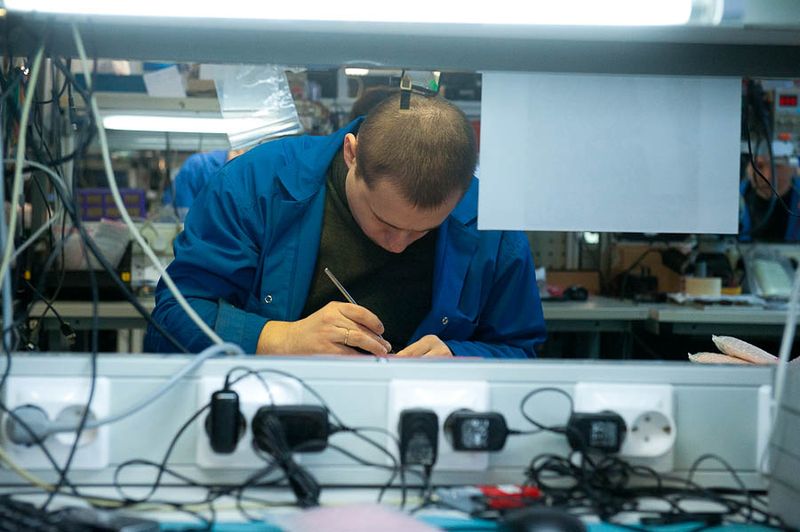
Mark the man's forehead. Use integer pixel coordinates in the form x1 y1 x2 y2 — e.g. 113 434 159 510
366 179 456 231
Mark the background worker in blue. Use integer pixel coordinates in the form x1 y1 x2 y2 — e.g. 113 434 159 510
162 148 245 221
739 140 800 242
144 93 546 358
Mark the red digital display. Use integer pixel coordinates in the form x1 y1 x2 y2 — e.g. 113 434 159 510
779 94 798 107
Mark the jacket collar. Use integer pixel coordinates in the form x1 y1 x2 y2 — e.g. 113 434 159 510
275 118 363 202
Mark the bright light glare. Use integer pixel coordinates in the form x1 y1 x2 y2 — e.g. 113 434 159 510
583 232 600 245
6 0 694 26
344 68 370 77
102 114 264 134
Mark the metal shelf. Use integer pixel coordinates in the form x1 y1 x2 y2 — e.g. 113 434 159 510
6 12 800 77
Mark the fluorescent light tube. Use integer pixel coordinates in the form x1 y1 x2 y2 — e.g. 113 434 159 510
344 68 371 77
6 0 694 26
102 114 265 134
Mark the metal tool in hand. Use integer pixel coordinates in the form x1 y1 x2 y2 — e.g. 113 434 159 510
323 267 391 355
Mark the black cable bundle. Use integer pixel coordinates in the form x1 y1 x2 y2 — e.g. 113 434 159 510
515 387 789 530
251 410 320 508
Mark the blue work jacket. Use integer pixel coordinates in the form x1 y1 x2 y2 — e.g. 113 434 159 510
739 177 800 242
144 121 546 357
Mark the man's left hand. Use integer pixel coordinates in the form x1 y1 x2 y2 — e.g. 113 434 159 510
395 335 453 358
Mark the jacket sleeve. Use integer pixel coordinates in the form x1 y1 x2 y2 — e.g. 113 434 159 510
145 165 269 354
444 231 546 359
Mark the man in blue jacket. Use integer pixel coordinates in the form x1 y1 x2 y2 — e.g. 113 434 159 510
144 93 545 358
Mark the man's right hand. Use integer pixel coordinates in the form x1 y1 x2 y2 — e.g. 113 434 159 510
256 302 391 356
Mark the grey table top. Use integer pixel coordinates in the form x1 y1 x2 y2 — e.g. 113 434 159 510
29 296 783 327
650 303 787 325
542 296 651 321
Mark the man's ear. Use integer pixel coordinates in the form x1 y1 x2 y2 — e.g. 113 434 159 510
343 133 358 170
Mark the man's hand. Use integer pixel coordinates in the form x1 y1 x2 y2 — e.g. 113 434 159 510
395 335 453 358
256 302 391 356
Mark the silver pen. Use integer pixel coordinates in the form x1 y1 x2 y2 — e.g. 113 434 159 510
323 267 391 355
324 267 358 305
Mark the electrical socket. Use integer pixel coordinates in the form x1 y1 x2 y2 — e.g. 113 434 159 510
195 375 302 468
574 383 676 471
387 379 489 471
1 377 110 470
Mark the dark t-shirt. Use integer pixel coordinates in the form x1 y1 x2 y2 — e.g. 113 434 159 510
300 151 437 350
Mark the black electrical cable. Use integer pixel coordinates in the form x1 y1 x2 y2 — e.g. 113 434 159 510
0 42 95 506
113 404 209 504
742 81 779 236
231 461 287 522
251 408 320 507
40 207 99 511
25 103 102 516
32 70 68 105
334 424 421 506
687 454 754 524
21 279 74 347
514 386 788 529
32 164 189 353
326 442 415 507
519 386 574 434
226 367 406 502
743 113 800 220
28 160 53 221
37 57 96 166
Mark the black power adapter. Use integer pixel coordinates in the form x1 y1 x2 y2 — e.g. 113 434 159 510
205 389 246 454
251 405 326 507
398 409 438 467
444 409 509 452
566 411 627 454
252 405 330 453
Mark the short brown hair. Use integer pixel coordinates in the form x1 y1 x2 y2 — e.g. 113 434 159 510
355 93 477 209
349 86 400 121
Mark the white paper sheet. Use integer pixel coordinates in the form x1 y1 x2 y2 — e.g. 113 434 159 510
143 65 186 98
478 72 741 233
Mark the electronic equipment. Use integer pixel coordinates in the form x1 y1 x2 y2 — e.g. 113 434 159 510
773 88 800 147
444 409 509 452
205 389 245 454
398 408 438 467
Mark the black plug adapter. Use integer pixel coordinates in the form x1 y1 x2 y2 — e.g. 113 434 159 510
566 410 627 453
252 405 330 453
444 409 509 452
398 408 438 467
205 389 246 454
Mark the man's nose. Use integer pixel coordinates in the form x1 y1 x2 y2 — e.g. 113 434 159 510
384 231 415 253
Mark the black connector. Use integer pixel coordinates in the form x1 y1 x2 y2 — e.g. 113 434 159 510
566 411 627 453
398 408 438 467
444 409 509 452
252 405 330 453
59 322 76 347
205 389 246 454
